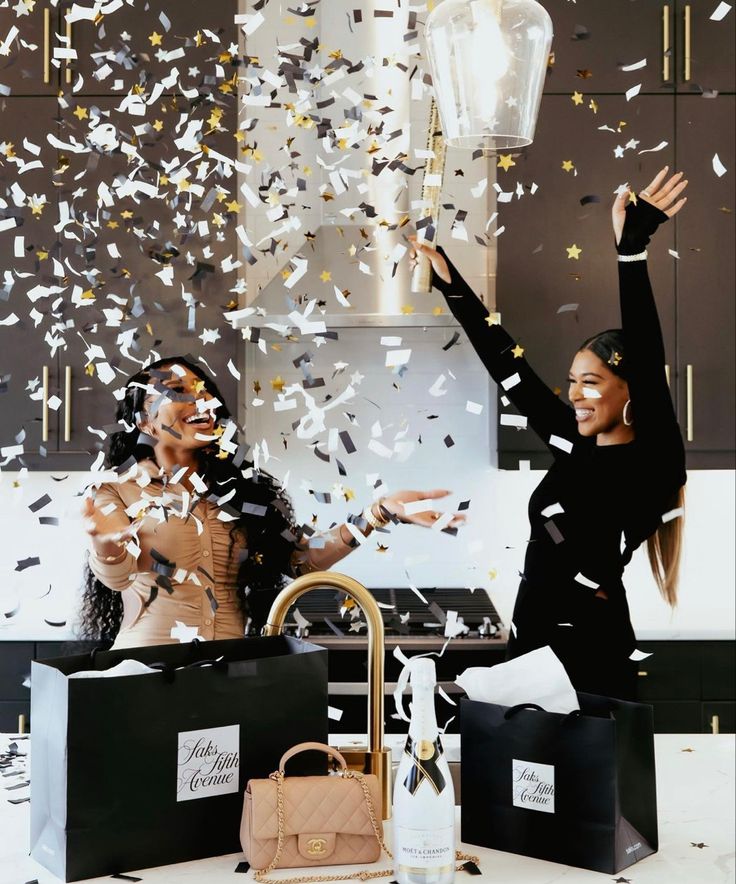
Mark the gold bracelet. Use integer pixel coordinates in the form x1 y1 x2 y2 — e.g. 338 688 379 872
362 501 390 530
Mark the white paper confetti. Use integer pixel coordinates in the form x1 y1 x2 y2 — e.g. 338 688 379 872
712 153 728 177
625 83 642 101
574 573 600 589
549 434 573 453
710 1 732 20
629 649 654 662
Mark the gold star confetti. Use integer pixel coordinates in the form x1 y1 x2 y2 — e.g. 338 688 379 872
376 543 389 553
225 200 242 213
485 312 501 326
319 270 332 282
120 209 134 219
0 141 16 157
212 213 226 227
628 190 638 205
566 244 582 260
73 105 88 120
148 30 162 46
270 375 285 392
589 98 598 114
571 91 584 105
576 69 593 79
194 30 204 47
85 362 95 377
512 343 525 358
561 159 575 172
488 568 498 581
29 196 46 216
106 220 119 229
432 306 444 316
36 249 48 260
401 304 415 315
152 119 164 132
497 154 516 172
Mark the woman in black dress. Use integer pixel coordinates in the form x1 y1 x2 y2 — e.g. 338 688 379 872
409 168 688 700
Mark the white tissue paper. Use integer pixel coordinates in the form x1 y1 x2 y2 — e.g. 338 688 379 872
456 646 579 714
68 659 160 679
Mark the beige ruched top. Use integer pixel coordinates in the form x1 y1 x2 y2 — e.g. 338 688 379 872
88 461 247 650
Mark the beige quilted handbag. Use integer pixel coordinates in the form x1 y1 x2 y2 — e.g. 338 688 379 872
241 742 393 883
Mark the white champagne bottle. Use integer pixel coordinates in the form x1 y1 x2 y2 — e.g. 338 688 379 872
393 657 455 884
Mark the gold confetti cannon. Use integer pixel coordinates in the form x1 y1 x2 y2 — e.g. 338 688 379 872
411 99 446 294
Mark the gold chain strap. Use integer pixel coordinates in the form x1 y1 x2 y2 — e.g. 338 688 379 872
252 770 479 884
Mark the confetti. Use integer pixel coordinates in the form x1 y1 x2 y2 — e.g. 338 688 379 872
625 83 642 101
712 154 728 177
710 1 732 20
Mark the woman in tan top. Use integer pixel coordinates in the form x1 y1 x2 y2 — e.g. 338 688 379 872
79 357 464 650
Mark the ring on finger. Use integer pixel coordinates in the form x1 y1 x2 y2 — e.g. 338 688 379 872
640 189 651 197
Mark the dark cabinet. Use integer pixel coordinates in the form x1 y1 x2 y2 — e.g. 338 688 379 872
675 95 735 467
1 14 243 470
543 0 735 95
61 0 238 96
636 640 736 733
543 0 673 94
0 2 58 95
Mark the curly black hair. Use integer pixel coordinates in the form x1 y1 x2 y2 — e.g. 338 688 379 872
78 356 300 641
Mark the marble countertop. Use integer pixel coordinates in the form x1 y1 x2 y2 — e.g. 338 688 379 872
1 733 733 884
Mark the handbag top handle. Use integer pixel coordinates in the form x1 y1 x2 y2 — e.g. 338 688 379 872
278 742 348 774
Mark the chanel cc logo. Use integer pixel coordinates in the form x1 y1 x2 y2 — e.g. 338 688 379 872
306 838 327 855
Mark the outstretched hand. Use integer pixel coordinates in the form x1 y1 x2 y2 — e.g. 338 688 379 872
612 167 688 248
82 496 138 547
381 488 466 529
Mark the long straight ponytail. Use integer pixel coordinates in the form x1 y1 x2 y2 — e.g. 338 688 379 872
646 484 685 607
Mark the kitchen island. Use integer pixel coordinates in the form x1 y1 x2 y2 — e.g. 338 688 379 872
2 734 732 883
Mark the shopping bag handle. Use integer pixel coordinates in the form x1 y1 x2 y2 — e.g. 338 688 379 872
148 657 228 682
504 703 545 719
504 704 583 723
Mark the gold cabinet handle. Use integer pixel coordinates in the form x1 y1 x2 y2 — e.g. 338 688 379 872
65 15 73 85
686 363 694 442
43 6 51 84
683 4 691 82
662 5 671 82
711 714 720 735
64 364 72 443
42 365 49 443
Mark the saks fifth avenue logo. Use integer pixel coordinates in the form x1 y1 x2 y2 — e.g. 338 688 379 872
512 759 555 813
177 724 240 802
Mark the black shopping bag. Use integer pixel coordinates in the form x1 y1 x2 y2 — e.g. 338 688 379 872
460 693 657 874
30 636 328 882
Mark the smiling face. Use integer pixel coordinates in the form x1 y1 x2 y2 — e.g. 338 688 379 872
137 363 221 459
568 349 633 445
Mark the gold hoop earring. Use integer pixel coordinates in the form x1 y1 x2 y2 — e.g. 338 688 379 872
623 399 633 426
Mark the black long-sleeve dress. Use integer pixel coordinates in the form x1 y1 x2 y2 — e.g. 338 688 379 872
434 251 686 700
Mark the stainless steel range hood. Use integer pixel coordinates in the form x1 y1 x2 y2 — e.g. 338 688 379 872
232 224 458 330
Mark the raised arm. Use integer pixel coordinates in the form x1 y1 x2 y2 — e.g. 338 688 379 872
408 238 578 455
613 169 687 479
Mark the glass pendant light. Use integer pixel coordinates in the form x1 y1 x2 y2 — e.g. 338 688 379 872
425 0 553 150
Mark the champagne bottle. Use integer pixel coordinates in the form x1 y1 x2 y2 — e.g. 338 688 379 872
393 658 455 884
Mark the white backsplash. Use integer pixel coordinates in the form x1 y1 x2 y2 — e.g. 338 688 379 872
0 463 732 642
